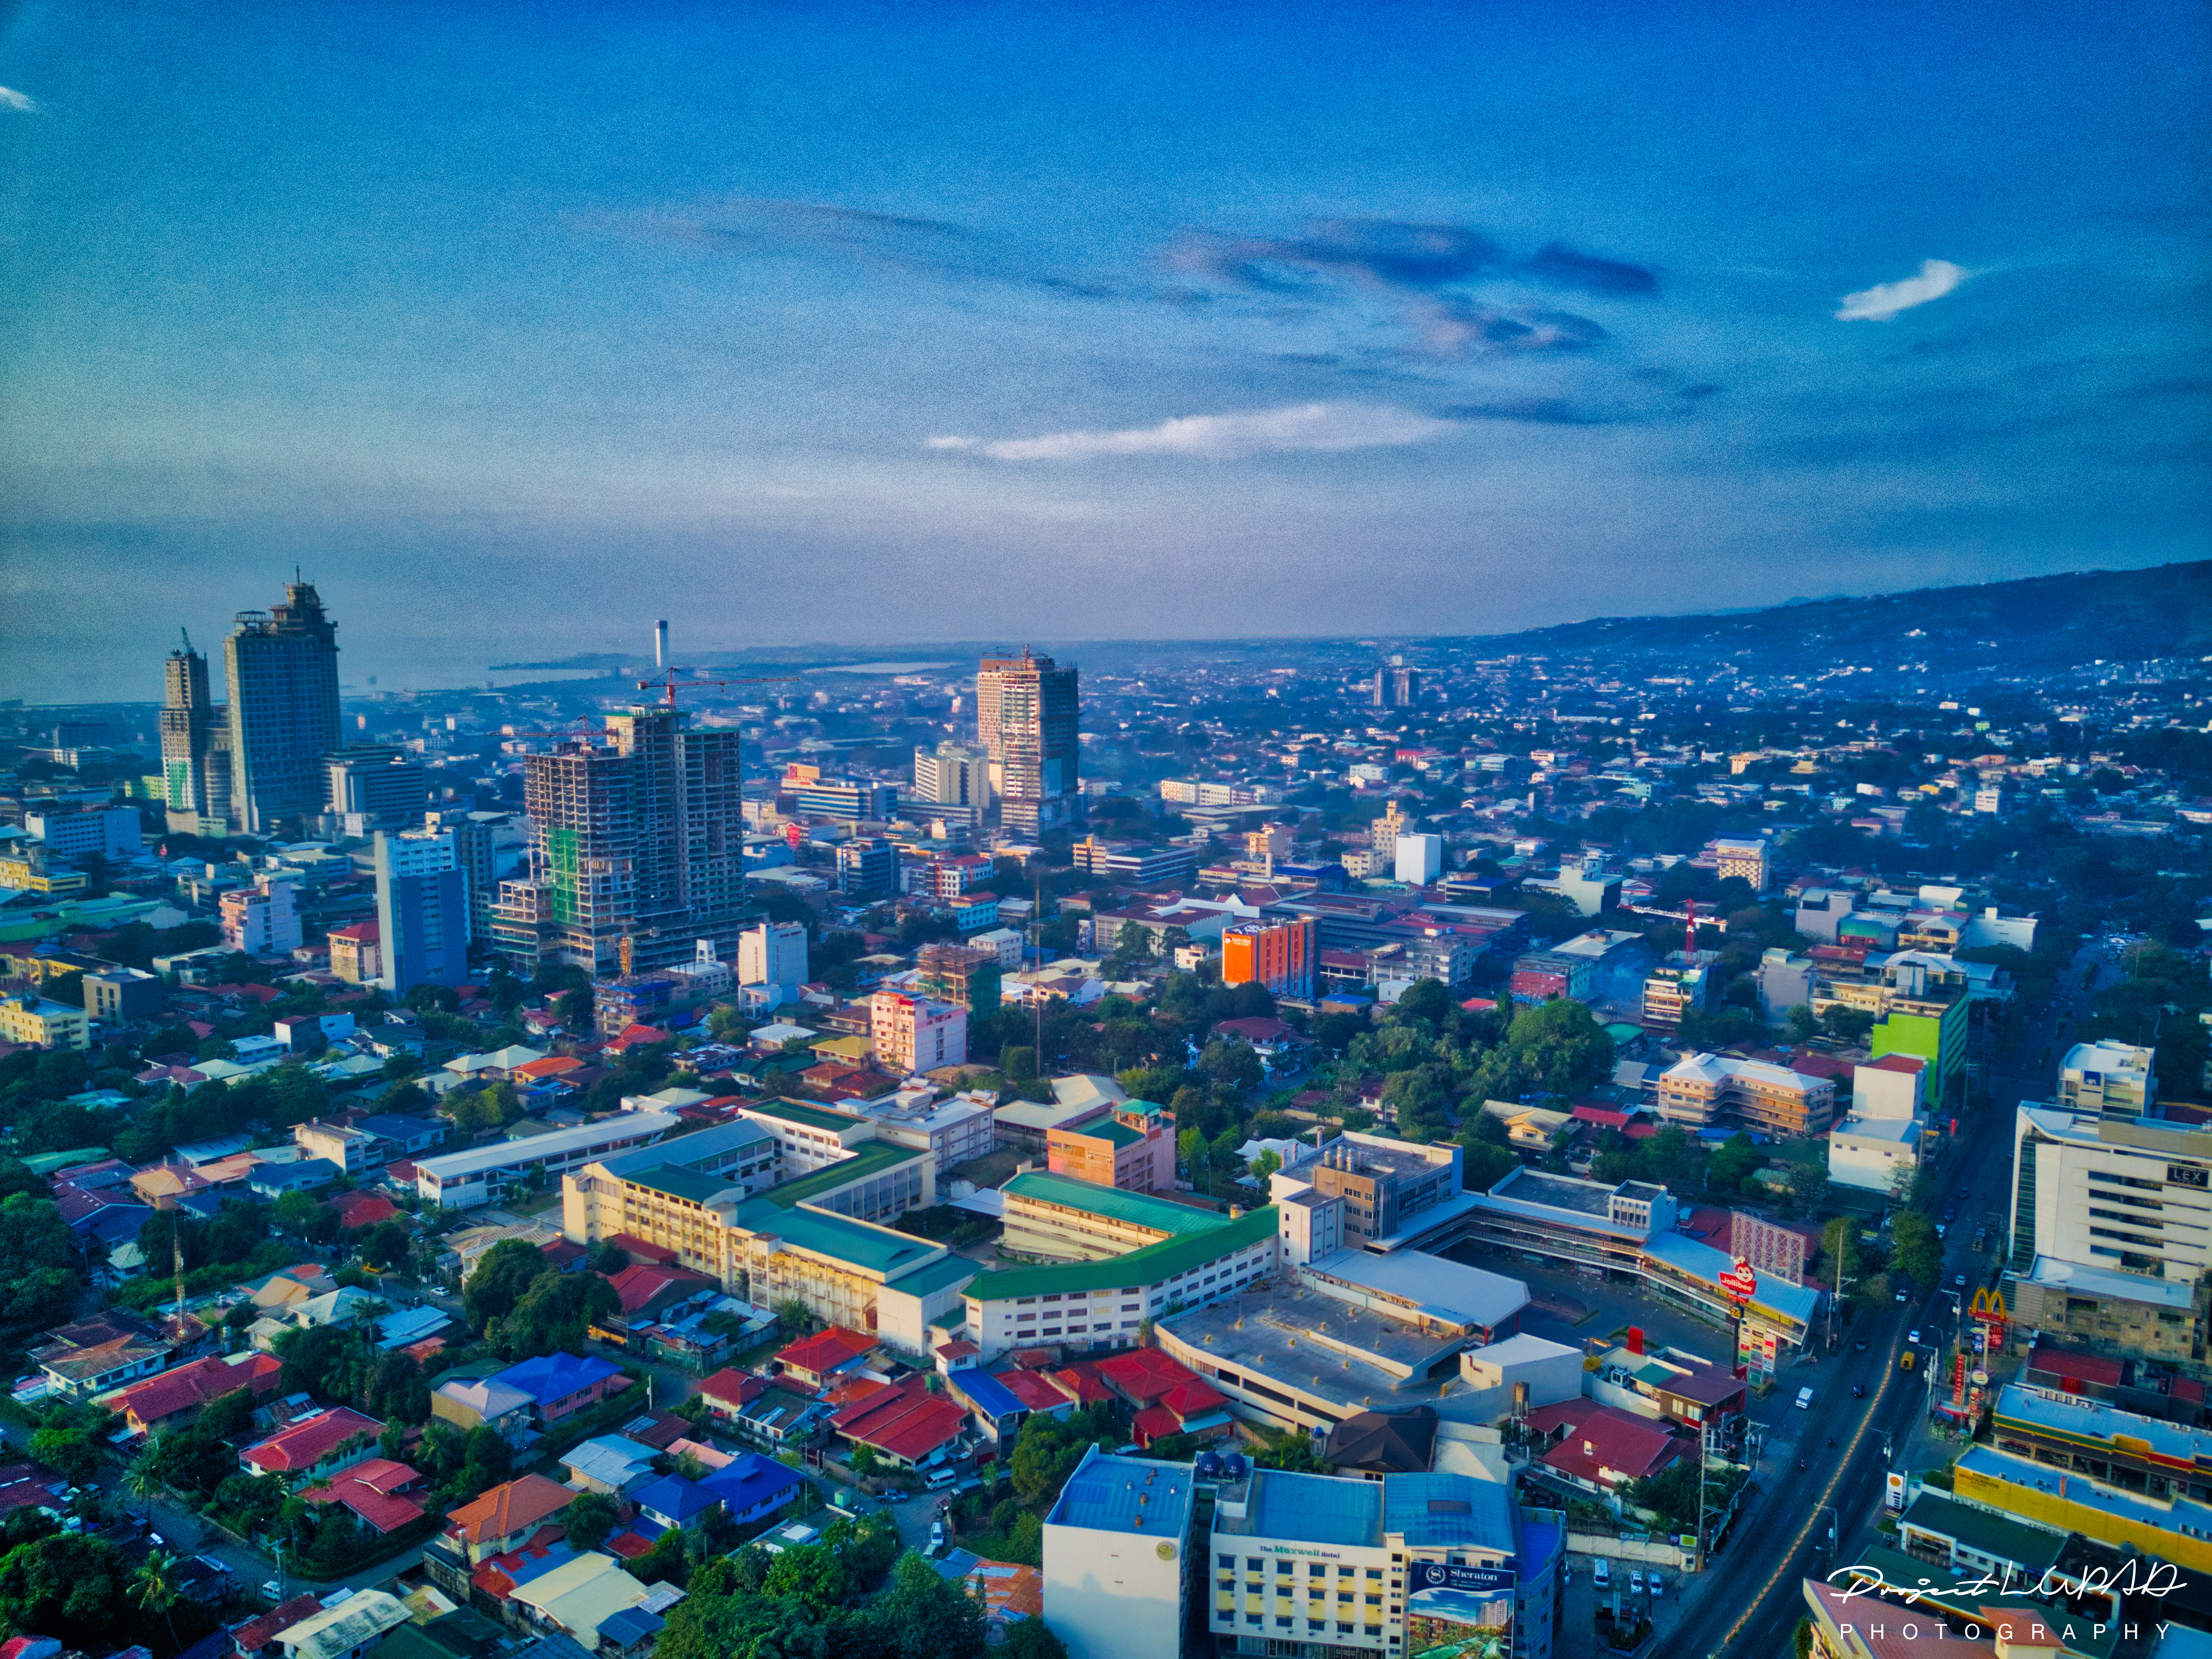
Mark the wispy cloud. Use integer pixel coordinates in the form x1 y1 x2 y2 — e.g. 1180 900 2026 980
1407 298 1609 360
0 87 38 112
943 402 1457 461
1836 259 1968 321
1164 221 1505 292
1521 242 1660 296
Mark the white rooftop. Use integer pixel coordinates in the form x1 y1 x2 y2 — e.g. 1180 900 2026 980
412 1113 679 1182
1303 1247 1530 1330
2025 1254 2196 1309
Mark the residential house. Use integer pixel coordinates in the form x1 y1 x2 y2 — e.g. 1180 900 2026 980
559 1436 660 1496
700 1453 804 1526
486 1352 628 1425
113 1352 283 1438
271 1592 411 1659
775 1327 877 1389
434 1474 578 1568
301 1458 428 1533
249 1159 342 1199
831 1373 968 1471
506 1555 655 1650
1522 1398 1686 1500
31 1311 178 1402
431 1374 536 1439
238 1406 383 1489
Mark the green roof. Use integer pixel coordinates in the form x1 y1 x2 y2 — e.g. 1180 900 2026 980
1896 1490 2065 1573
22 1147 109 1177
629 1165 739 1204
743 1098 864 1133
968 1204 1279 1301
1002 1171 1227 1236
1062 1117 1144 1147
738 1198 943 1279
761 1141 924 1209
888 1254 981 1297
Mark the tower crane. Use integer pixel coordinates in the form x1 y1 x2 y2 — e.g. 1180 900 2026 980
634 670 804 706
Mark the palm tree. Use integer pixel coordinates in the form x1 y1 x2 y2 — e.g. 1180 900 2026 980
123 1444 165 1503
130 1549 184 1650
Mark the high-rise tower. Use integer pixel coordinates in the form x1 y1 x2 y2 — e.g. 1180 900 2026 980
509 706 748 975
374 828 469 993
977 649 1080 837
159 633 231 834
224 580 341 834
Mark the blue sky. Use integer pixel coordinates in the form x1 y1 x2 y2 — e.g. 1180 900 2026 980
3 0 2207 700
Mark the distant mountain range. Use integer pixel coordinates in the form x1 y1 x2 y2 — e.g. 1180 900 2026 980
1454 561 2212 677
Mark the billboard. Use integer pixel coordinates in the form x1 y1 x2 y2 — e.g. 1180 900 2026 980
1405 1571 1514 1659
1729 1211 1807 1285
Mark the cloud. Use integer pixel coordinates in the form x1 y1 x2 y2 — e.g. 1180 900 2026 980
924 436 974 449
1439 398 1613 426
1407 298 1609 360
1521 242 1660 295
1165 220 1505 292
958 401 1457 461
1836 259 1968 321
0 87 36 112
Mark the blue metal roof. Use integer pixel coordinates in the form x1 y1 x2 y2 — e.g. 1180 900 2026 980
948 1368 1026 1421
632 1473 718 1522
1250 1469 1381 1547
702 1452 802 1512
1046 1449 1192 1538
492 1350 624 1405
1383 1473 1516 1553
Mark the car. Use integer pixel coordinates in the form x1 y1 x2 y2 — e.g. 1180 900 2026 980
923 1465 962 1491
1855 1338 1867 1352
1648 1575 1664 1600
928 1521 946 1555
260 1580 284 1602
1630 1569 1644 1594
1852 1383 1865 1398
1934 1224 1946 1238
1907 1329 1922 1344
1955 1275 1968 1288
1593 1559 1611 1589
1794 1386 1814 1410
1895 1290 1908 1303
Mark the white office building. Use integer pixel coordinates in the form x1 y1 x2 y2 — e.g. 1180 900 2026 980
1043 1448 1193 1659
2010 1104 2212 1287
737 920 810 1007
2057 1040 2156 1120
1394 833 1444 886
414 1112 680 1208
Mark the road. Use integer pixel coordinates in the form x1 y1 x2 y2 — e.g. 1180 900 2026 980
1662 939 2104 1658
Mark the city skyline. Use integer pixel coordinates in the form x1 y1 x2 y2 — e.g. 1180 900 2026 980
4 1 2207 703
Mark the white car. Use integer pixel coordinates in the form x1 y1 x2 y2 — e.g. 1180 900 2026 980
928 1521 946 1555
1907 1329 1922 1345
1593 1559 1611 1589
1648 1575 1663 1600
1629 1569 1644 1594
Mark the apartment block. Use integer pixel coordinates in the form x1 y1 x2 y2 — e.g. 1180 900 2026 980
2058 1040 2156 1120
1047 1102 1177 1195
870 990 967 1075
1656 1052 1838 1137
1222 916 1316 1000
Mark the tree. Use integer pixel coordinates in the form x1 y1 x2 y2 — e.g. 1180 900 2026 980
1787 1163 1828 1207
1248 1150 1282 1182
1197 1039 1263 1095
848 1550 988 1659
0 1533 131 1652
493 1269 618 1359
1500 998 1614 1099
128 1548 184 1650
465 1238 554 1333
1000 1618 1071 1659
1892 1213 1943 1290
1707 1134 1760 1197
562 1490 620 1552
761 1542 852 1618
29 1412 111 1485
1392 978 1453 1027
848 1444 880 1480
0 1195 85 1333
1460 1140 1518 1193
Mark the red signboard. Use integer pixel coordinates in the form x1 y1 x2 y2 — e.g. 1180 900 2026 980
1718 1256 1758 1301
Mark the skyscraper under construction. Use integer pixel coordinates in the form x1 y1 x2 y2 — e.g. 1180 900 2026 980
494 705 748 975
159 633 231 835
223 580 342 834
976 648 1081 837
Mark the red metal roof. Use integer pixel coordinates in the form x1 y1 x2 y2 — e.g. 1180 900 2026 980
697 1368 768 1410
1526 1399 1684 1486
777 1326 876 1379
301 1458 426 1533
832 1374 967 1463
117 1352 281 1428
239 1406 381 1474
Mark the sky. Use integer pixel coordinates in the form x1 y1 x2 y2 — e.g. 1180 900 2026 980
2 0 2208 702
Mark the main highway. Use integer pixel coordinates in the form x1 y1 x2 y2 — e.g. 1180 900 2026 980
1666 940 2106 1658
